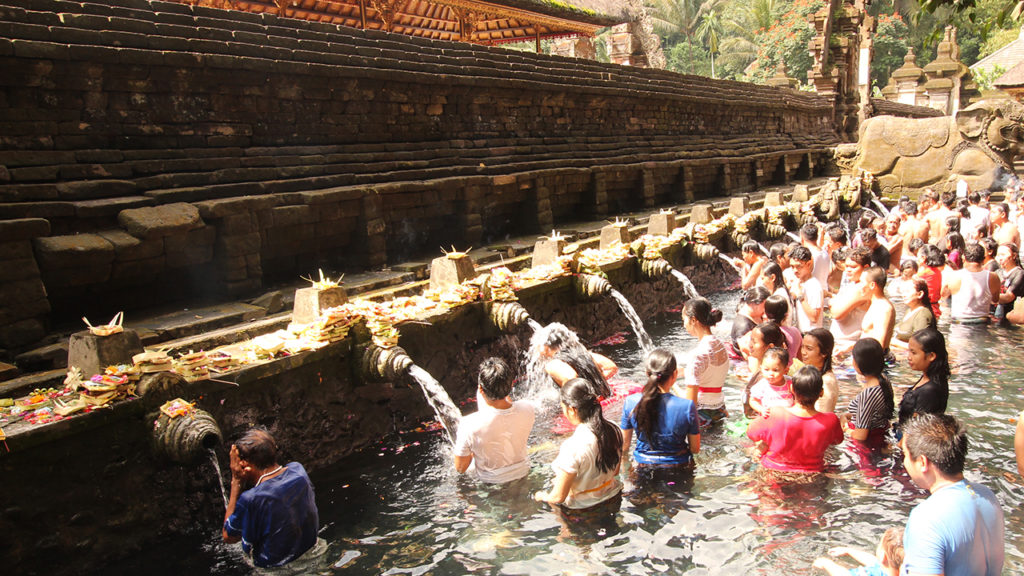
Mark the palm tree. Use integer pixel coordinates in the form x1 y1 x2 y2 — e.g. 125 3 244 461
649 0 728 73
696 9 723 77
717 0 777 78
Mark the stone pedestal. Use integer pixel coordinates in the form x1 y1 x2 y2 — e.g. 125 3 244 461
647 212 676 236
599 224 630 249
691 204 714 224
763 192 783 207
67 329 144 378
728 198 748 217
792 184 810 202
429 255 476 290
532 238 566 267
292 286 348 324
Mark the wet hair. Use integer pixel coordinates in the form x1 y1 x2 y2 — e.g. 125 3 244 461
788 245 812 263
803 328 833 373
863 266 887 289
478 357 513 400
831 247 848 265
763 294 790 324
848 246 872 266
902 413 968 477
742 240 765 256
529 323 612 397
881 527 905 569
760 262 786 292
800 223 819 243
858 215 874 230
769 242 789 264
900 260 919 274
910 278 936 322
791 365 823 408
633 348 677 440
754 321 786 348
920 244 945 268
945 233 966 257
905 200 919 216
980 237 998 258
740 286 771 306
561 378 622 474
860 228 878 243
762 346 790 368
908 237 924 256
944 215 960 234
962 242 984 264
940 191 955 209
968 191 981 204
826 224 848 245
683 297 723 327
235 428 280 469
910 328 949 390
851 338 894 420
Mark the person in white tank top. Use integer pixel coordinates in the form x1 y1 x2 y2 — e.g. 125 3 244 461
942 243 1000 323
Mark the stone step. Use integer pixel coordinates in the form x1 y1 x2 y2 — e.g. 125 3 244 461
125 301 267 344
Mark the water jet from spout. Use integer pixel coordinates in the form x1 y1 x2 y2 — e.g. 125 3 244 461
670 269 701 299
406 364 460 445
209 448 228 509
607 289 654 355
786 231 801 243
718 253 743 275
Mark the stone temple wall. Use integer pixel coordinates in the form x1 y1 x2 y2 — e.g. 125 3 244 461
0 0 839 350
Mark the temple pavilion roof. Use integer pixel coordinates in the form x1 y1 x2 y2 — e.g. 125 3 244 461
179 0 628 44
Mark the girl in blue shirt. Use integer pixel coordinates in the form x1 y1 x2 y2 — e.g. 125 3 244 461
621 348 701 466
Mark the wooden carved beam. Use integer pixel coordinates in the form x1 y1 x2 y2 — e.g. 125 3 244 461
368 0 404 31
450 6 481 41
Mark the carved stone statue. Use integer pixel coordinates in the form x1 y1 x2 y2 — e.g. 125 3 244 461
835 99 1024 195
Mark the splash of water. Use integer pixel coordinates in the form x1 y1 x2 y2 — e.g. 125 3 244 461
527 318 542 333
208 448 228 509
871 198 890 218
670 268 701 300
407 364 461 445
718 253 743 275
608 289 654 355
786 231 801 243
862 207 882 220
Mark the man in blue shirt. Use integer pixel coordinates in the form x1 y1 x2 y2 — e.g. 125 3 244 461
222 428 320 569
900 414 1004 576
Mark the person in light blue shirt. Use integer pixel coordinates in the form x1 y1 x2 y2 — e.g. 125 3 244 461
620 348 700 466
900 413 1004 576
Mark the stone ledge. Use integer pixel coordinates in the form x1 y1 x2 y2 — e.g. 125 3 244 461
117 202 202 239
0 217 49 241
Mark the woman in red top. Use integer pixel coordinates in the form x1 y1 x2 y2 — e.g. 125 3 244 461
747 366 844 474
915 244 944 318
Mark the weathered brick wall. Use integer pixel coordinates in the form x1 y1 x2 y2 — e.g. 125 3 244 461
0 0 839 351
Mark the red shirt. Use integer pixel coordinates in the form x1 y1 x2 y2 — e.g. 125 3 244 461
916 266 943 318
747 407 844 473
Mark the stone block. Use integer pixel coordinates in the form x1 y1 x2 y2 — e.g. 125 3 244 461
34 233 115 269
647 212 675 236
271 205 315 227
74 196 155 218
194 195 279 219
429 254 476 290
216 232 262 257
0 361 18 382
165 227 216 268
220 213 258 236
0 317 46 349
599 223 630 250
0 218 49 242
690 204 714 225
0 240 33 261
111 256 166 284
250 290 284 314
15 341 68 371
55 180 137 200
792 184 809 202
97 229 164 261
292 286 348 324
0 258 41 283
728 197 748 217
763 192 783 207
67 329 144 378
532 237 566 267
118 202 203 239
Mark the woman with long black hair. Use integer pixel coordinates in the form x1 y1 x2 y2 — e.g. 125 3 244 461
621 349 701 466
526 323 616 398
534 378 623 509
845 338 895 444
898 327 950 428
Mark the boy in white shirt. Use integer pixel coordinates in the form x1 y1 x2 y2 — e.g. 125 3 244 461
454 358 535 483
786 246 824 331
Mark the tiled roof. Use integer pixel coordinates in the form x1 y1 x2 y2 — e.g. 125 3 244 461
971 28 1024 72
995 59 1024 88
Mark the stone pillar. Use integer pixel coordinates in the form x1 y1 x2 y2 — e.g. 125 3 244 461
362 192 387 269
460 182 484 247
892 49 926 107
0 219 51 349
550 36 597 60
533 177 554 232
766 61 799 89
880 76 898 101
922 26 979 114
607 23 647 67
193 198 273 297
589 170 609 217
641 165 656 208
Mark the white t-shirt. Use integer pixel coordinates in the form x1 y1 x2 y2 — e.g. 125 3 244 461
810 246 830 289
453 400 535 483
795 276 824 331
551 424 622 509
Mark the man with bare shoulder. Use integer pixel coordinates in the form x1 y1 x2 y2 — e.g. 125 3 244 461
899 200 929 250
830 246 872 355
942 243 1001 324
991 202 1020 247
925 191 955 242
860 266 896 353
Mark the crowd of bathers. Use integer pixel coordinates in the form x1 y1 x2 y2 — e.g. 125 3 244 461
454 187 1020 576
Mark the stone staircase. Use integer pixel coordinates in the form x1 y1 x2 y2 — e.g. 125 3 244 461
0 0 840 350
